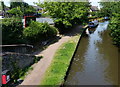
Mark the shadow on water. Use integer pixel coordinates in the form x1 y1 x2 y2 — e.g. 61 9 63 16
62 25 85 37
64 21 119 85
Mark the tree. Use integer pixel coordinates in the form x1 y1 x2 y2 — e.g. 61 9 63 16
0 1 5 11
2 18 24 44
8 1 36 17
99 2 120 17
24 6 36 16
10 0 25 9
99 1 120 47
37 1 90 33
8 7 23 16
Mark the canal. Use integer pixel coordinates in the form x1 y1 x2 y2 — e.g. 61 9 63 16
65 21 119 85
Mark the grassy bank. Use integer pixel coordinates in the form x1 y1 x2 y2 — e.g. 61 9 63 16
40 35 80 85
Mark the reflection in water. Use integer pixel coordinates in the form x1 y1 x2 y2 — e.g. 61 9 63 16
65 21 118 85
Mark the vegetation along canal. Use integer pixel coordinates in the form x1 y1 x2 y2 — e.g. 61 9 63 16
64 21 119 85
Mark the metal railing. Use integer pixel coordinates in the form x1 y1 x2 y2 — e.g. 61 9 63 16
1 44 33 54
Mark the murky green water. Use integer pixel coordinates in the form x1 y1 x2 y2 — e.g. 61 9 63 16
65 21 119 85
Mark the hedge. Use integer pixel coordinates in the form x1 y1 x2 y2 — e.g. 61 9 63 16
23 21 58 43
2 18 24 44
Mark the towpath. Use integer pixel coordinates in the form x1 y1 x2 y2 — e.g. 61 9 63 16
19 25 83 85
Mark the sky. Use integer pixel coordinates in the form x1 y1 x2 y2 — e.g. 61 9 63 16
0 0 40 6
89 0 100 8
1 0 100 7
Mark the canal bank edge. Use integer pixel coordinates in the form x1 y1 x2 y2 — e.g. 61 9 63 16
40 25 88 85
62 25 88 86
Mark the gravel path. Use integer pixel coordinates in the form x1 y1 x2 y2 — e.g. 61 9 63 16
20 36 71 85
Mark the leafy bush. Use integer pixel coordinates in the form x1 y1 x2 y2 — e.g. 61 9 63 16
108 13 120 47
23 21 58 43
2 18 24 44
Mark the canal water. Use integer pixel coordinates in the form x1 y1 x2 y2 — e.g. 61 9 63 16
65 21 119 85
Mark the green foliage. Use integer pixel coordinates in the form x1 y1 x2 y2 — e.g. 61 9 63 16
10 1 29 9
10 55 43 82
41 13 50 17
2 18 24 44
34 56 43 63
2 18 58 44
88 16 97 19
100 2 120 47
37 2 90 33
0 1 5 11
108 13 120 47
99 2 120 17
90 12 97 16
11 61 20 83
8 2 36 17
19 66 33 80
95 11 103 18
23 21 58 43
7 7 23 17
24 6 36 15
11 61 33 82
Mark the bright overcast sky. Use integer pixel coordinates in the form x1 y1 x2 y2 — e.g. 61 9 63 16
2 0 100 7
89 0 100 7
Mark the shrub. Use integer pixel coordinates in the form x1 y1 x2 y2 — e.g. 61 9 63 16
23 21 58 43
2 18 24 44
108 13 120 47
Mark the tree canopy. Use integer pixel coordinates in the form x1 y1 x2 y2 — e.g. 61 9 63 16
99 1 120 47
99 2 120 17
8 2 36 17
37 1 90 33
8 7 23 16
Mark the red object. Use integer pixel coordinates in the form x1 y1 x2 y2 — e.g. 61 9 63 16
2 75 7 84
24 16 36 28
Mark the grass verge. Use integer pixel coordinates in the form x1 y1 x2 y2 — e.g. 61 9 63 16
40 35 80 85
